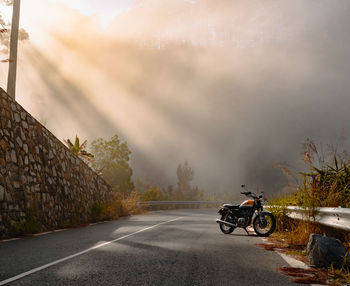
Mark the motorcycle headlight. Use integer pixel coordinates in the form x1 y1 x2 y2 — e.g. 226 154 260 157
218 208 225 214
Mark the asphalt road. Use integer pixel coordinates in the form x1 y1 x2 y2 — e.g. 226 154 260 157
0 209 303 286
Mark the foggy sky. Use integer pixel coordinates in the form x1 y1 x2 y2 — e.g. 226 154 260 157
5 0 350 197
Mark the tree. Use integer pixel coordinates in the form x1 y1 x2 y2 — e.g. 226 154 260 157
164 185 174 200
176 161 194 199
91 135 134 195
176 161 202 200
64 135 94 163
141 186 163 201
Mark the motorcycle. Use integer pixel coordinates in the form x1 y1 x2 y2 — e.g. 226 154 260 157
216 185 276 237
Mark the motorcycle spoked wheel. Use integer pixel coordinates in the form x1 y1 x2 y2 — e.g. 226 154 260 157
219 214 235 234
253 212 276 237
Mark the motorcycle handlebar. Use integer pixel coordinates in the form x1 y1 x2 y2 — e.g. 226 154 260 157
240 187 264 200
240 191 251 195
241 191 260 199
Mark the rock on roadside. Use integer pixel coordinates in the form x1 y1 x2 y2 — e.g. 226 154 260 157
307 233 350 269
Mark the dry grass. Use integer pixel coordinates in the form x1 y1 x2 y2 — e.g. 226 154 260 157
255 234 309 264
279 266 350 286
105 191 143 219
120 191 144 216
279 267 328 285
256 230 350 285
282 220 322 246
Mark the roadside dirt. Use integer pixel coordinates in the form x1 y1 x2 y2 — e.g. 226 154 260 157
255 235 350 285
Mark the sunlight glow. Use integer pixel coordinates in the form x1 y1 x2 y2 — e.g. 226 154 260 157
47 0 134 27
0 3 12 24
1 0 348 193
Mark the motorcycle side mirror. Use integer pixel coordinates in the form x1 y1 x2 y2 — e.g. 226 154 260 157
241 184 245 188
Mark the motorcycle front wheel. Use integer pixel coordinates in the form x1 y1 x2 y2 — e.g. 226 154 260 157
219 214 235 234
253 212 276 237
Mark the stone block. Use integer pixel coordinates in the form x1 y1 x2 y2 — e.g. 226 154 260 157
307 233 350 269
0 139 8 151
14 113 20 123
20 112 26 120
5 151 10 163
22 143 28 154
0 185 4 201
10 103 16 111
16 137 23 148
20 128 26 141
11 150 17 163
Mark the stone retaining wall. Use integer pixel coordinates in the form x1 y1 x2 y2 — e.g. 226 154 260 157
0 88 112 237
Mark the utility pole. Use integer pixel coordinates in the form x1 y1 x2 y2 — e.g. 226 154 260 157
7 0 20 99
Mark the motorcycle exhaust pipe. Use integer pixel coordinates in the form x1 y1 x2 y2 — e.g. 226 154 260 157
216 219 236 228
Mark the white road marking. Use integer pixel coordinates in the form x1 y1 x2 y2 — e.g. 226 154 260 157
276 251 309 269
0 216 183 286
261 238 324 286
32 231 53 237
0 238 20 243
276 252 324 286
33 228 69 236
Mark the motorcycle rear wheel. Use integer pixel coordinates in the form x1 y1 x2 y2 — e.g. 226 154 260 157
253 212 276 237
219 214 235 234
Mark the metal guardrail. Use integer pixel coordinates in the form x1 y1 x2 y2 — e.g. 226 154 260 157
266 205 350 232
285 206 350 232
138 201 223 206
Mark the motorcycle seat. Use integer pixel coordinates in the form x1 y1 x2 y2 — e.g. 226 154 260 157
223 204 240 209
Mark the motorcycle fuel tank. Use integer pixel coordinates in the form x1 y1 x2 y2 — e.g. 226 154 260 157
239 200 254 208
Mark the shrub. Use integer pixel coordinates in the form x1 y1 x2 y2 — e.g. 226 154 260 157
140 186 164 201
121 191 142 216
299 157 350 208
9 215 40 236
89 202 109 222
105 191 142 219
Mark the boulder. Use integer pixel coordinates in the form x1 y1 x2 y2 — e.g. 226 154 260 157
307 233 349 269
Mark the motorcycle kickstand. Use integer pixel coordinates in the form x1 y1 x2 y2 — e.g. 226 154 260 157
244 228 250 236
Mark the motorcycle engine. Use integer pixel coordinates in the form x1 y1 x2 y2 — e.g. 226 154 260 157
237 217 246 227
